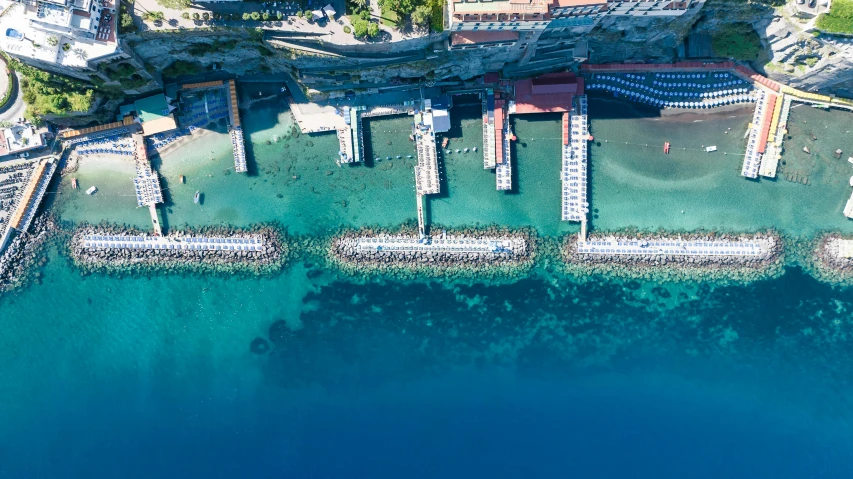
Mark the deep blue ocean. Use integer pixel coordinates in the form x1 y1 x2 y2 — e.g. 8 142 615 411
2 259 853 478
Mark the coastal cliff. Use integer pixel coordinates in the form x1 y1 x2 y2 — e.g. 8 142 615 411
119 2 852 96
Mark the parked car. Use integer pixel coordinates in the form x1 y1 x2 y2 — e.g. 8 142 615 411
808 0 816 7
19 152 29 158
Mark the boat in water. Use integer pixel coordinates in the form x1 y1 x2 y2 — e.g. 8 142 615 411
442 137 449 148
86 186 97 195
194 191 200 204
180 175 185 184
71 178 79 190
664 142 671 154
705 146 717 153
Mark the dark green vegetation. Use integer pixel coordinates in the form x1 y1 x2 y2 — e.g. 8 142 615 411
346 7 380 39
162 60 204 78
346 0 443 31
4 57 94 119
156 0 190 10
186 39 239 56
99 62 150 90
119 0 136 34
816 0 853 34
711 22 762 61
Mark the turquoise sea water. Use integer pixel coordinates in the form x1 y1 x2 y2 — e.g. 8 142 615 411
3 93 853 477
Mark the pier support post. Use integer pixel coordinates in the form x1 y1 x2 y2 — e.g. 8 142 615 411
580 218 588 244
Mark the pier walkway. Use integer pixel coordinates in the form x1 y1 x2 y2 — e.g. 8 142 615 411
82 234 266 252
562 96 589 223
576 237 772 257
482 89 496 169
9 159 56 233
231 127 248 173
131 133 164 209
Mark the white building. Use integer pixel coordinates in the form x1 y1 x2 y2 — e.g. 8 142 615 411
0 0 133 80
0 122 46 158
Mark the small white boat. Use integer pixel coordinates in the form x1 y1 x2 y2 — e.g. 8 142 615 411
848 157 853 165
86 186 97 195
194 191 200 204
849 176 853 187
705 146 717 152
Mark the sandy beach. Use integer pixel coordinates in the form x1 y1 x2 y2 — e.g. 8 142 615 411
657 103 755 122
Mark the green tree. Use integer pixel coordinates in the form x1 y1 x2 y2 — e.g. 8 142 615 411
251 11 261 20
242 12 251 20
352 18 368 37
202 12 209 21
262 12 270 20
352 0 368 9
411 5 430 27
46 36 58 47
192 12 200 20
155 0 191 10
181 12 190 19
367 22 379 37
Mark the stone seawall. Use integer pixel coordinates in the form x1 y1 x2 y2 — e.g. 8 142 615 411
807 234 853 286
0 215 56 292
69 223 289 276
562 230 785 283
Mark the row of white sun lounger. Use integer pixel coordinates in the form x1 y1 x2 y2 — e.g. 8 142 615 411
415 132 440 194
741 90 769 178
496 129 511 191
577 239 765 256
231 127 248 173
563 102 589 222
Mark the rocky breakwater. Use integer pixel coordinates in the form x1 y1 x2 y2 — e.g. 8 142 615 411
69 223 290 277
327 225 536 280
562 229 784 283
806 233 853 285
0 215 59 292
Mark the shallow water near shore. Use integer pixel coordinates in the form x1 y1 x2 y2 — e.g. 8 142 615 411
6 93 853 476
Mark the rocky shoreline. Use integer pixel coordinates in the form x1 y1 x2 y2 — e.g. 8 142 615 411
68 223 290 277
0 215 59 292
561 229 785 283
326 225 537 280
805 233 853 286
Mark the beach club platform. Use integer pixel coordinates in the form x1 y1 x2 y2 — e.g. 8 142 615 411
82 234 266 252
576 237 773 257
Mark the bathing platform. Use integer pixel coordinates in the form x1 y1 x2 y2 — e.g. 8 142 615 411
335 233 528 258
82 234 266 252
742 90 776 179
494 98 511 191
482 89 496 169
562 95 589 223
414 118 440 195
575 236 774 257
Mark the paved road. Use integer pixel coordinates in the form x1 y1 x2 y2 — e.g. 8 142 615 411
0 72 27 122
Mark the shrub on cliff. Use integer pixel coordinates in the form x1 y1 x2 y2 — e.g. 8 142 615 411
156 0 190 10
711 23 761 61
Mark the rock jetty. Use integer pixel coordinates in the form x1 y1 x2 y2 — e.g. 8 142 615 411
327 225 536 280
562 229 785 283
69 223 289 277
807 233 853 285
0 215 58 292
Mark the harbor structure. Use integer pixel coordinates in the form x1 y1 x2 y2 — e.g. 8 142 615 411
574 236 773 257
7 158 56 234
